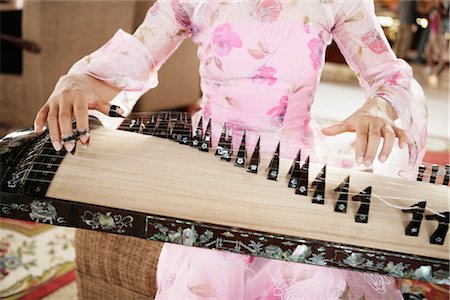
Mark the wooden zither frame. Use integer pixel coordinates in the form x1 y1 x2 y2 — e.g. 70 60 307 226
0 111 449 284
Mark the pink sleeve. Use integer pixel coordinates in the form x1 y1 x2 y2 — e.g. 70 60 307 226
331 0 427 171
68 0 194 128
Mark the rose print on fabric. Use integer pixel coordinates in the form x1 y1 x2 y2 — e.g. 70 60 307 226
205 23 243 71
212 23 242 56
252 66 277 86
171 0 192 32
252 0 283 23
267 96 288 127
361 29 388 54
383 71 403 86
308 38 325 70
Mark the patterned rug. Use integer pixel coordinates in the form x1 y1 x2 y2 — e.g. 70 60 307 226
0 218 75 299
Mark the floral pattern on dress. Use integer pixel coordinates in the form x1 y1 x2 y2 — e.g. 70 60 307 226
252 66 277 86
361 29 388 54
267 95 288 127
252 0 283 23
212 23 243 57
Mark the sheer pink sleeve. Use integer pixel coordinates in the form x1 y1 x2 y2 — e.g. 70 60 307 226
331 0 427 172
68 0 194 128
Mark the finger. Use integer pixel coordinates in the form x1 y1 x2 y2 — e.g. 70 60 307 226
321 122 353 136
34 105 49 133
364 126 382 166
88 98 124 117
73 94 90 145
394 127 408 149
378 126 395 163
58 94 76 153
355 123 368 164
47 103 62 151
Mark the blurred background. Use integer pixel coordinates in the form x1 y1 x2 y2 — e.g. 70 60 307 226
0 0 449 299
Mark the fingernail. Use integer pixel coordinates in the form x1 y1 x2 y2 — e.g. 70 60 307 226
70 142 77 155
356 156 363 164
79 133 90 144
364 159 373 167
52 141 62 151
400 142 407 149
379 155 387 163
80 136 90 148
64 141 75 153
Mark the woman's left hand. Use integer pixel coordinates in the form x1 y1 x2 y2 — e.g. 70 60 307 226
321 97 408 167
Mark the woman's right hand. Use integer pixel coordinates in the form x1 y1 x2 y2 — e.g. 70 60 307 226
34 74 122 152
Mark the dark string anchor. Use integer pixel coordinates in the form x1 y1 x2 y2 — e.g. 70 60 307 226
154 113 170 138
295 156 310 196
288 150 302 188
128 119 141 133
352 186 372 223
220 127 233 161
334 176 350 213
170 119 185 142
191 117 203 147
143 116 156 136
425 212 449 245
311 166 326 204
429 164 439 184
180 117 192 145
444 164 450 186
234 132 247 168
267 143 280 181
402 201 426 236
288 150 300 174
247 137 261 174
199 119 212 152
215 124 227 156
417 165 426 182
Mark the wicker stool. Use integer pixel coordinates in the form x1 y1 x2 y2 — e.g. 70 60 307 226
75 229 163 299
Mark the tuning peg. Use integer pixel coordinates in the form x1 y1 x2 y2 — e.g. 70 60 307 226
430 164 439 184
311 166 326 204
334 176 350 213
352 187 372 223
191 117 203 147
170 119 185 142
443 164 449 186
235 132 247 167
154 112 170 138
180 115 191 145
425 212 449 245
402 201 426 236
288 150 301 188
220 127 233 162
247 137 261 174
417 164 426 182
143 114 157 135
267 143 280 181
199 119 211 152
295 156 310 196
216 123 226 156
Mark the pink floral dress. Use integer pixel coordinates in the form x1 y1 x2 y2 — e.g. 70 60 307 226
69 0 427 298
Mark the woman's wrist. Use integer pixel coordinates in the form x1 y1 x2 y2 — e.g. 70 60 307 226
74 74 122 103
363 96 399 121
